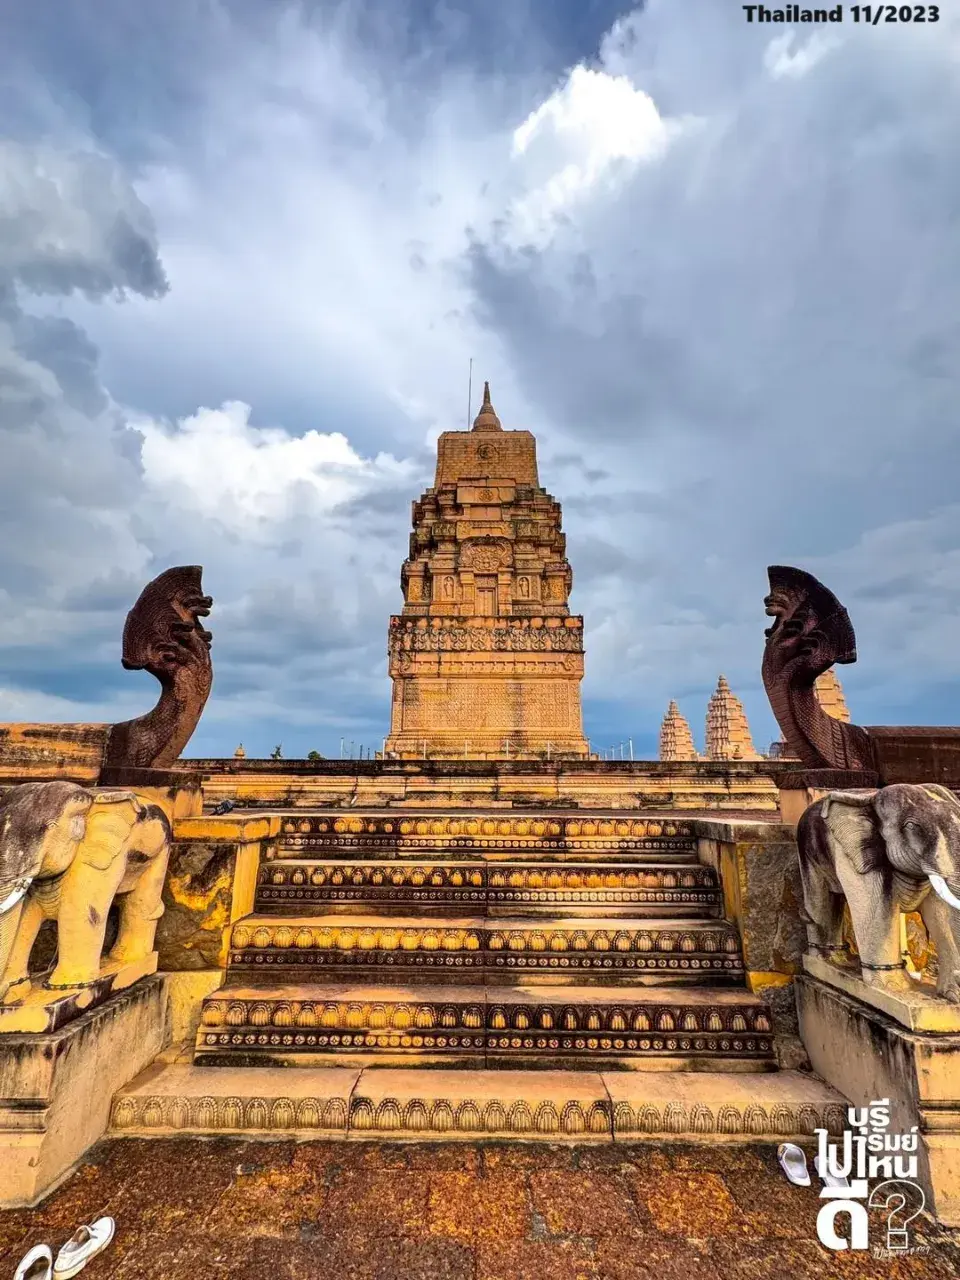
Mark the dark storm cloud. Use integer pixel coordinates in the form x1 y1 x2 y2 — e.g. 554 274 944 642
2 0 960 753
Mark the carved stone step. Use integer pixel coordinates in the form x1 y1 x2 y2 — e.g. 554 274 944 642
225 914 745 986
193 982 774 1069
276 813 699 861
255 859 720 917
112 1063 848 1140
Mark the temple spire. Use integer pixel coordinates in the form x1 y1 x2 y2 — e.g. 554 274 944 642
814 669 851 723
705 675 760 761
471 380 502 432
659 701 698 761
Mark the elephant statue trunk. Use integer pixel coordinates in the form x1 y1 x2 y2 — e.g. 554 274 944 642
797 783 960 1001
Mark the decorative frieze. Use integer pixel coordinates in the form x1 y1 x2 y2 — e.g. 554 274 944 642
255 859 720 914
278 813 694 844
110 1065 848 1139
388 617 584 653
225 917 745 981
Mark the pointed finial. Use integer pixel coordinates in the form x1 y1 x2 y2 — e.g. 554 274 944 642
472 380 502 431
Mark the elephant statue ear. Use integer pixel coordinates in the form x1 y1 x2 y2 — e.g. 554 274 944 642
820 790 878 819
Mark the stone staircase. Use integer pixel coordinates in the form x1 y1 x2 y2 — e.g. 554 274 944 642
193 811 777 1072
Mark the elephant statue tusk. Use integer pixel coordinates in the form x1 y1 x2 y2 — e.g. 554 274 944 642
929 874 960 913
0 879 31 915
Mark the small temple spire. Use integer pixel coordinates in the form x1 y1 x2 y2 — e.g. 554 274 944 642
705 675 760 761
659 700 698 761
814 668 851 723
471 380 503 432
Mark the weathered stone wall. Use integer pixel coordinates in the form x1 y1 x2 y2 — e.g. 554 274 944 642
189 758 781 814
696 819 807 1067
158 814 278 970
0 723 107 783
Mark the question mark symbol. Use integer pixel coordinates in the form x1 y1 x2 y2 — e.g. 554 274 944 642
869 1180 925 1251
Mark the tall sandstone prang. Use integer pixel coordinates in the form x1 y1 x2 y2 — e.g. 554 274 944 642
659 701 699 761
384 383 590 759
704 675 761 761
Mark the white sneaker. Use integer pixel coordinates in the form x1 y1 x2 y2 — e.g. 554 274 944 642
14 1244 52 1280
53 1218 115 1278
814 1153 852 1190
777 1142 811 1186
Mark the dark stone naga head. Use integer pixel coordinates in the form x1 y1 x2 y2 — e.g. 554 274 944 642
763 565 858 679
103 566 214 770
761 565 874 772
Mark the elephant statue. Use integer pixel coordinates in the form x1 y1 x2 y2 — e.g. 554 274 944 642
797 783 960 1000
0 780 171 1002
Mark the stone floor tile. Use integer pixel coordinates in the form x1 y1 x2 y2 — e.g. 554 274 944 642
529 1169 640 1237
593 1230 723 1280
404 1142 482 1173
720 1166 820 1239
426 1170 531 1244
319 1168 432 1239
651 1141 776 1176
476 1237 600 1280
481 1142 577 1172
627 1170 755 1238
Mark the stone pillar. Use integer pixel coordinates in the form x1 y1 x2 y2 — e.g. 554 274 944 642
697 819 807 1067
156 813 281 1043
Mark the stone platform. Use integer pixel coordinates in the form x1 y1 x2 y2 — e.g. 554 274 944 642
0 955 158 1034
798 972 960 1227
193 759 781 815
113 1059 846 1141
0 977 169 1207
15 1131 960 1280
196 810 776 1071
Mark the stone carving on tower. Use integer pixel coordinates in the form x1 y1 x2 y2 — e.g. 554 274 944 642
384 383 589 759
704 676 761 761
659 701 698 761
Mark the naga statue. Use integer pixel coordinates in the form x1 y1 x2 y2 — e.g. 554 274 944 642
102 566 213 770
762 565 876 772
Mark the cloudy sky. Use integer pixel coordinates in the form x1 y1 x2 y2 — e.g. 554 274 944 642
1 0 958 760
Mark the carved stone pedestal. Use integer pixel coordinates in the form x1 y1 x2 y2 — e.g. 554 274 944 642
797 971 960 1226
0 954 158 1034
0 976 170 1207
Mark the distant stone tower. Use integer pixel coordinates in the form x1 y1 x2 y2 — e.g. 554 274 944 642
659 701 698 761
766 670 851 757
705 676 760 761
814 669 850 723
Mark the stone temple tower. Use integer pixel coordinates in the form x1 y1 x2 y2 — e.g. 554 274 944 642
384 383 590 759
704 675 760 761
659 701 699 761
